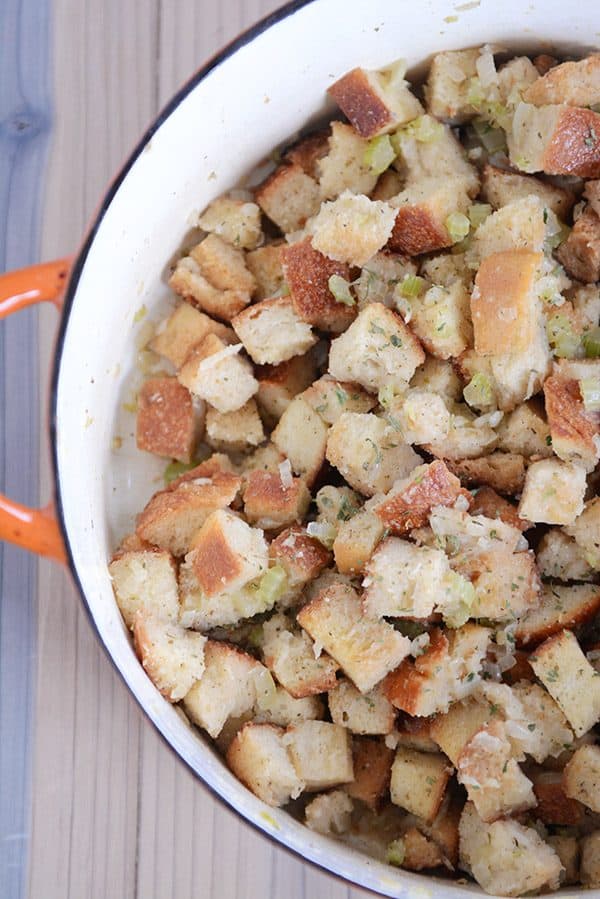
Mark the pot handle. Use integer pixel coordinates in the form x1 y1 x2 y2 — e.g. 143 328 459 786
0 259 71 563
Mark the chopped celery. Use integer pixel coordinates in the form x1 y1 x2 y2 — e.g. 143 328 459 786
583 326 600 358
254 565 288 608
445 212 470 244
163 460 199 484
472 118 507 154
393 115 443 148
442 571 477 629
546 314 581 359
467 76 485 108
463 372 494 409
580 376 600 412
133 304 147 323
328 274 355 306
386 838 406 868
363 134 396 175
306 521 337 549
398 274 426 298
380 58 408 90
468 203 492 229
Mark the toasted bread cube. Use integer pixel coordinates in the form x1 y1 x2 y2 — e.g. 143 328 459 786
255 162 320 234
530 629 600 736
516 583 600 647
506 681 574 763
243 469 310 531
245 243 285 300
178 335 257 414
232 297 316 366
135 472 242 557
424 409 498 460
586 178 600 216
168 255 250 321
536 529 595 581
241 443 284 476
190 234 255 295
565 496 600 567
345 737 394 811
388 176 471 256
178 560 277 632
523 54 600 107
329 302 425 392
328 679 396 735
363 537 449 619
386 390 451 445
253 687 324 728
269 526 331 605
280 238 355 333
328 64 423 138
401 827 445 872
563 743 600 812
150 304 235 369
136 377 199 463
430 698 490 766
315 485 361 530
326 412 421 497
262 613 338 698
425 48 480 123
458 802 562 897
571 282 600 331
256 353 318 425
283 129 330 178
459 546 539 621
519 458 586 525
284 720 353 791
481 163 575 218
354 252 417 309
317 120 378 200
394 716 439 754
545 374 600 471
390 748 451 824
132 613 206 701
411 356 463 402
404 283 472 361
226 722 303 806
304 790 354 835
496 400 553 457
557 206 600 283
581 832 600 887
446 453 526 496
183 641 262 738
468 195 548 262
271 395 329 484
109 549 179 629
167 452 236 486
509 103 600 177
309 191 396 268
472 250 542 356
205 400 264 453
197 195 262 250
333 506 385 574
393 116 479 195
469 486 530 531
297 583 411 694
546 835 580 886
428 503 523 554
375 461 466 534
302 378 376 425
533 774 584 825
488 323 552 412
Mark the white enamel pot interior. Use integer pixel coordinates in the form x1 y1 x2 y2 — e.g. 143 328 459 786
52 1 600 895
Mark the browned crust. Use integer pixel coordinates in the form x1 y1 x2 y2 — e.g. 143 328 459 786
543 375 598 458
395 714 438 753
516 588 600 647
327 68 393 139
281 238 355 333
543 107 600 178
445 452 527 496
136 377 196 463
533 778 585 825
469 486 532 532
242 469 310 526
402 827 445 871
472 250 541 355
481 163 575 219
232 295 294 330
387 205 452 256
585 179 600 217
344 736 394 811
383 630 449 714
283 128 330 178
524 55 600 105
557 207 600 283
270 525 331 581
111 532 155 559
188 514 244 596
501 650 535 685
533 54 559 76
167 456 237 490
375 461 469 534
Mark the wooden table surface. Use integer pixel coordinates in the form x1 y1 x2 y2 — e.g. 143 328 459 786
0 2 376 897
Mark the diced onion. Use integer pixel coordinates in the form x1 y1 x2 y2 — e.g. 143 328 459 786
546 314 581 359
306 521 337 549
445 212 470 244
328 274 355 306
254 565 288 609
468 203 492 229
278 459 293 488
579 376 600 411
463 372 494 409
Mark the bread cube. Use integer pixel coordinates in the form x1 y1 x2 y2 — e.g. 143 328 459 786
232 296 316 365
271 395 329 484
394 716 439 754
205 400 264 453
329 302 425 392
387 390 451 444
565 496 600 567
168 452 236 485
284 720 353 791
326 412 422 497
516 583 600 647
283 129 330 178
315 485 360 530
472 250 542 356
253 687 324 729
410 356 463 402
297 583 411 694
468 195 548 262
496 400 553 457
458 802 562 897
488 322 552 412
581 832 600 887
523 54 600 107
557 206 600 283
481 163 575 219
405 282 472 361
256 352 318 425
571 282 600 332
150 303 235 369
387 176 471 256
178 334 257 414
328 679 396 735
262 613 338 698
390 748 451 824
374 461 466 535
451 454 527 497
428 503 524 554
544 374 600 471
508 103 600 177
536 529 595 581
302 378 376 425
345 737 394 811
530 629 600 736
333 506 385 575
280 238 355 333
317 121 378 200
354 252 417 310
586 177 600 216
469 486 530 531
178 559 278 631
562 743 600 812
227 722 303 806
458 547 540 621
255 162 320 234
243 469 310 531
533 774 584 825
109 549 179 629
269 526 331 605
424 408 498 460
245 243 285 299
363 537 449 619
191 233 255 294
168 255 250 321
304 790 353 835
546 835 580 886
508 681 574 763
132 612 206 701
394 117 479 196
519 458 586 525
197 195 263 249
309 191 397 268
328 64 423 138
425 48 480 123
430 698 491 766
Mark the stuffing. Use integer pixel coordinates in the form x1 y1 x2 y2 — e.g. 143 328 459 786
245 242 285 299
387 176 472 256
109 549 179 629
328 679 396 735
315 485 361 532
586 178 600 216
297 583 412 693
371 168 403 202
269 526 331 605
305 790 354 835
205 400 265 453
535 529 595 581
242 468 311 531
481 163 575 219
557 206 600 283
262 613 339 698
518 458 586 525
309 191 397 267
280 238 355 333
326 412 422 497
523 54 600 107
149 303 235 369
328 63 423 138
565 496 600 567
136 376 200 463
353 252 417 309
346 737 394 810
271 395 329 484
469 486 530 531
333 505 386 575
178 334 258 414
317 120 379 200
328 302 425 393
401 282 473 360
487 316 552 412
232 297 317 365
562 743 600 812
580 832 600 887
254 162 321 233
570 281 600 329
226 722 303 806
424 48 480 123
390 747 452 824
428 503 524 555
496 399 553 457
446 452 526 495
283 720 354 791
132 612 206 701
508 102 600 178
256 352 318 425
420 252 473 290
197 195 263 249
302 377 377 425
374 461 467 534
453 547 540 621
240 443 284 475
363 537 450 618
516 583 600 647
191 233 255 295
394 716 439 754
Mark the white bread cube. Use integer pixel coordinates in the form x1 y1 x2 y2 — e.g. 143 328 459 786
178 334 257 414
429 697 491 766
393 116 479 197
317 121 379 200
428 503 524 555
523 54 600 108
283 129 330 178
168 256 250 321
420 253 473 291
363 537 449 619
205 400 265 453
390 747 451 824
315 485 360 531
401 827 446 872
136 376 200 463
328 679 395 735
454 547 540 621
571 282 600 329
253 687 324 728
178 561 275 632
245 243 285 299
243 469 311 531
511 681 573 763
232 297 316 365
109 549 179 629
581 832 600 887
333 506 385 575
309 191 396 267
536 529 595 582
271 395 329 484
262 613 338 699
468 196 548 263
374 460 467 535
565 496 600 568
305 790 354 835
284 720 353 791
532 772 584 827
488 318 552 412
329 302 425 393
326 412 422 497
497 400 552 457
530 629 600 737
469 486 530 532
297 583 411 694
280 238 355 333
255 162 320 234
472 250 542 356
354 252 417 309
446 452 527 496
544 375 600 471
387 176 472 256
458 802 562 897
519 458 586 525
402 282 473 361
328 64 423 138
563 743 600 812
424 408 498 460
516 583 600 647
269 526 331 607
346 737 394 811
387 390 451 444
410 356 463 402
508 102 600 177
241 442 284 475
302 378 376 425
546 835 579 886
190 234 255 295
256 352 318 425
133 612 206 701
481 163 575 219
425 48 480 123
226 722 303 806
197 195 263 249
150 303 235 369
557 207 600 283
